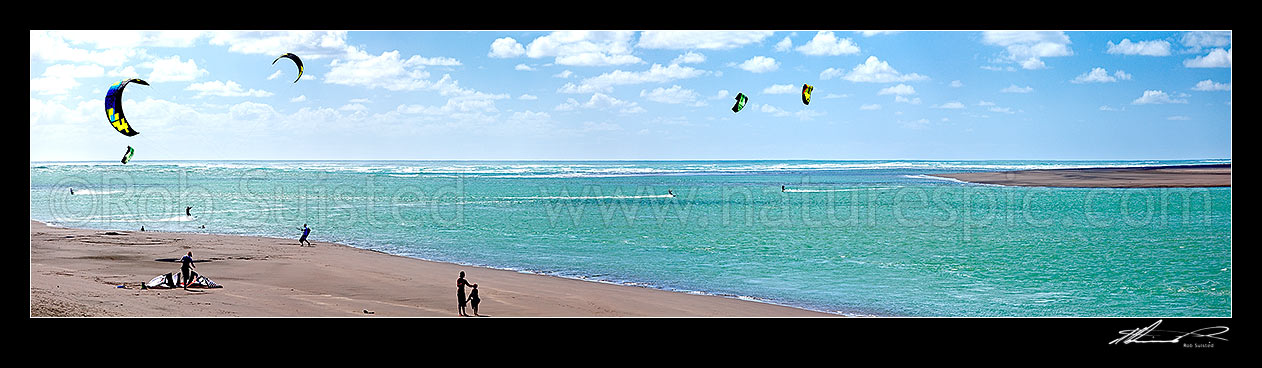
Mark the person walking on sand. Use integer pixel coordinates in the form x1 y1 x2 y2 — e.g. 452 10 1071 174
457 271 473 316
468 283 482 316
298 224 311 247
180 252 196 290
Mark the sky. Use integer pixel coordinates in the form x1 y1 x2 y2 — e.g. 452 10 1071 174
29 30 1232 161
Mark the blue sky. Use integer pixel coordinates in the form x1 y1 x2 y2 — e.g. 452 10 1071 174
29 30 1231 161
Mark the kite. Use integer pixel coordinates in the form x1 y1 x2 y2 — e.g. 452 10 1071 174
272 53 304 83
732 93 748 113
121 146 134 164
802 84 814 105
104 78 149 136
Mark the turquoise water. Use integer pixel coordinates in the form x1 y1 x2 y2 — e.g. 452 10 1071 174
29 160 1232 316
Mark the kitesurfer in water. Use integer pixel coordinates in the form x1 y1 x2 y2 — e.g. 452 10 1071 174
668 189 675 197
782 185 786 192
186 206 192 216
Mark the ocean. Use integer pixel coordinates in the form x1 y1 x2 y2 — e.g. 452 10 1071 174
28 160 1232 316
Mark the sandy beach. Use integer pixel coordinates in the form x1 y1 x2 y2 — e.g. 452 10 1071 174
929 164 1231 188
29 220 831 317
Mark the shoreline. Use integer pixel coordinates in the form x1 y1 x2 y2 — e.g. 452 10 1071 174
30 220 834 317
928 164 1231 188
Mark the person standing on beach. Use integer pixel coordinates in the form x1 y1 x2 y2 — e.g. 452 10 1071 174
457 271 473 316
180 252 195 290
298 224 311 247
468 283 481 316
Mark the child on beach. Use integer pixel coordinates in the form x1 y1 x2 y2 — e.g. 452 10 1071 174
468 283 481 316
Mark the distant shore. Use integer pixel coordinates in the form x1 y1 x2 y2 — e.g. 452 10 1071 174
29 220 831 317
929 164 1231 188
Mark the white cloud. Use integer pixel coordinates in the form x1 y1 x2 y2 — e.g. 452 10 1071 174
518 94 539 100
950 80 963 88
1180 31 1231 52
186 80 274 98
524 31 642 66
841 56 928 83
894 96 922 104
515 64 535 71
636 31 774 50
324 49 433 91
1071 67 1131 84
290 95 307 102
860 104 881 110
819 68 844 80
759 103 824 120
982 31 1073 70
1184 48 1231 68
30 31 140 67
774 36 793 52
989 107 1014 114
878 84 916 95
1193 79 1231 91
488 37 526 58
1106 39 1171 56
1167 115 1191 121
558 63 707 94
556 93 644 113
30 64 105 95
977 100 996 107
1001 84 1033 93
795 31 860 56
267 70 284 80
762 84 797 94
554 70 574 79
934 101 965 109
858 31 900 37
208 31 351 59
736 56 779 73
1132 90 1188 105
641 85 703 106
145 55 207 82
671 51 706 65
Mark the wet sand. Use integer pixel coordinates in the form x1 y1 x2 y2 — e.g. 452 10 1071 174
29 220 832 317
930 164 1230 188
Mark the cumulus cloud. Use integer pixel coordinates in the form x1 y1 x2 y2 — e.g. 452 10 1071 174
145 55 208 82
557 63 707 94
878 84 916 95
524 31 642 66
208 31 351 59
736 56 779 73
794 31 860 56
839 56 928 83
671 51 706 65
1106 39 1171 56
1184 48 1231 68
762 84 797 94
982 31 1073 70
1132 90 1188 105
186 80 274 98
1180 31 1231 52
773 36 793 52
933 101 965 109
641 85 703 106
30 64 105 95
488 37 525 58
637 31 774 50
1071 67 1131 84
555 93 644 113
1001 84 1033 93
1193 79 1231 91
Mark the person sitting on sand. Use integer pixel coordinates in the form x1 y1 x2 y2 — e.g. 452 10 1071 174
468 283 481 316
457 271 473 316
298 224 311 247
180 252 196 290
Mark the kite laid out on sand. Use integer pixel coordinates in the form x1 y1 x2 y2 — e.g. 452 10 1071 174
272 53 304 83
732 93 748 113
143 271 222 289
